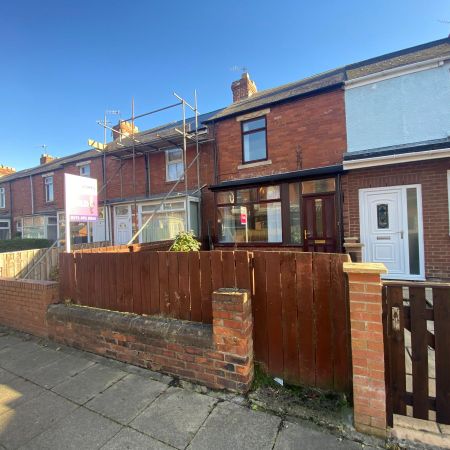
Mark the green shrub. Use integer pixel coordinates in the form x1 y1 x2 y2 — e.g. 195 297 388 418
170 231 200 252
0 239 53 253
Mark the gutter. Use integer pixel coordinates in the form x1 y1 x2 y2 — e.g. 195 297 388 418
343 147 450 170
209 165 344 190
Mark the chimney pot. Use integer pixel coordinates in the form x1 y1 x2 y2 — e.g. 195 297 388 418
231 72 257 103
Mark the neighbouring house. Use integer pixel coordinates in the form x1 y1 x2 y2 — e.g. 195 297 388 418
205 70 348 252
342 36 450 281
0 112 219 247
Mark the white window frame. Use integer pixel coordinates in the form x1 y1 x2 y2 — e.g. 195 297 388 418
79 163 91 177
0 219 10 240
165 148 184 182
44 175 54 202
0 187 5 209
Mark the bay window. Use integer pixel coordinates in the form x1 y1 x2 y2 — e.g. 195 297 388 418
217 186 282 243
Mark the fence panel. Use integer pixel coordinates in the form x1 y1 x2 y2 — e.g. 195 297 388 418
59 249 351 392
384 282 450 425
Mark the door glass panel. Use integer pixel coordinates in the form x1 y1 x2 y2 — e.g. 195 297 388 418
289 183 301 244
377 204 389 229
115 206 129 216
302 178 335 194
407 188 420 275
315 199 323 238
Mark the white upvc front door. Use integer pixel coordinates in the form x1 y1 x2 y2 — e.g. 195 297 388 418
91 206 110 243
114 205 132 245
359 185 425 280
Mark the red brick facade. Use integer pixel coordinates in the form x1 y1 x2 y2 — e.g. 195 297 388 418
343 263 388 438
342 159 450 280
215 88 347 183
0 278 59 337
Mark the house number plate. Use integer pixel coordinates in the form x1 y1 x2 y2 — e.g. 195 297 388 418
391 306 400 331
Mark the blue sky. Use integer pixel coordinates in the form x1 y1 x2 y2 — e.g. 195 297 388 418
1 0 449 170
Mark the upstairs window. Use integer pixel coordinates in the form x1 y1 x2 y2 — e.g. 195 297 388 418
0 187 5 209
79 163 90 177
44 176 54 202
242 117 267 163
166 149 184 182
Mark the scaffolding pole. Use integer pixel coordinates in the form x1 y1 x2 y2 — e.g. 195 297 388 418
96 91 202 245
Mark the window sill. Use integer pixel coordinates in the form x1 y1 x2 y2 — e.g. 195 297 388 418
238 160 272 170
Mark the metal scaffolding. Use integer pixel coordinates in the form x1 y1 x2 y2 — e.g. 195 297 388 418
95 92 205 245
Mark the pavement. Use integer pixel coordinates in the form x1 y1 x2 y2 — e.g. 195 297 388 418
0 327 367 450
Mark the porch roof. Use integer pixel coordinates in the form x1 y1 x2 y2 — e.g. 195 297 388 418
209 164 343 190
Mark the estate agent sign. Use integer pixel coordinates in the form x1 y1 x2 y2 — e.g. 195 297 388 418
64 173 98 252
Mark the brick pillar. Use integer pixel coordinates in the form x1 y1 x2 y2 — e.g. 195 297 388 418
343 262 388 438
212 288 254 392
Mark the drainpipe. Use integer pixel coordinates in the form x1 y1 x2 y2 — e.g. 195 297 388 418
29 175 34 215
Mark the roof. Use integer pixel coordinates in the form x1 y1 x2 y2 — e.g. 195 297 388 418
343 137 450 161
105 108 223 153
0 109 224 184
206 37 450 123
209 165 343 190
205 68 346 122
0 148 100 183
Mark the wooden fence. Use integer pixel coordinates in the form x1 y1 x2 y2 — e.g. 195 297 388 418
0 241 110 281
0 248 58 280
384 282 450 425
59 250 352 392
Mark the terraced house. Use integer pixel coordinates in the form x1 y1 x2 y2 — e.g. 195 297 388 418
1 36 449 280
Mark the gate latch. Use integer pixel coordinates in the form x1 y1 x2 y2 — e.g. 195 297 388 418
391 306 400 331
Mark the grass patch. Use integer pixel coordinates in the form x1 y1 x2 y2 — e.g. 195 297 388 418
252 364 280 390
0 239 53 253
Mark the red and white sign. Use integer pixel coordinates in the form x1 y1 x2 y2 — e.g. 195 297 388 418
64 174 98 222
240 206 247 225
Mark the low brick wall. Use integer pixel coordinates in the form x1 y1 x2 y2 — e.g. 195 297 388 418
0 278 59 337
47 288 254 393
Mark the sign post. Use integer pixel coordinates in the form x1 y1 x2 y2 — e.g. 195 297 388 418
64 174 98 253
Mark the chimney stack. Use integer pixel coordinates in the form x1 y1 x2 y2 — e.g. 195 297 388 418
231 72 257 103
112 121 139 140
0 165 15 177
40 154 55 165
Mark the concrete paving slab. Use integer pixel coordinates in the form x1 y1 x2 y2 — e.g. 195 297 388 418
130 387 217 449
188 401 280 450
0 335 24 351
26 353 95 389
0 344 65 377
122 364 173 384
86 374 168 424
0 341 40 368
0 368 17 384
0 390 77 449
274 421 363 450
0 377 46 415
52 363 127 404
101 428 174 450
20 407 122 450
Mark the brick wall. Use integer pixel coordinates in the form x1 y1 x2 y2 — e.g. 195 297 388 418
342 158 450 279
47 288 254 393
214 88 347 182
0 278 59 337
343 262 388 438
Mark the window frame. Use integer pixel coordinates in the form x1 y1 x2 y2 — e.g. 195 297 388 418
79 163 91 177
241 117 268 164
216 185 282 244
0 187 5 209
165 148 184 182
44 176 54 203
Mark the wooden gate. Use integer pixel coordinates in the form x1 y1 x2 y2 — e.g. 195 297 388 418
383 282 450 425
